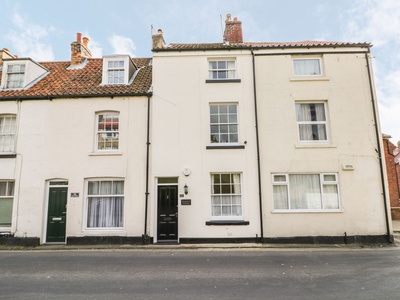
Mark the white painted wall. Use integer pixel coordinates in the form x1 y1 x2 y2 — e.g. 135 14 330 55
2 96 149 242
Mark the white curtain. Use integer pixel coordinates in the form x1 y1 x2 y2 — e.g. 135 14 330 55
296 104 326 141
289 174 321 209
323 185 339 209
87 181 124 228
294 59 320 76
273 185 288 209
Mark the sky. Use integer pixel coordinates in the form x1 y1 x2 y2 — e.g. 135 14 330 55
0 0 399 143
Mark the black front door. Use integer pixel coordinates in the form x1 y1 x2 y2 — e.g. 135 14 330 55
157 185 178 241
46 187 67 243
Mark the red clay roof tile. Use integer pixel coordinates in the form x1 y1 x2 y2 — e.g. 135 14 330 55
0 57 152 99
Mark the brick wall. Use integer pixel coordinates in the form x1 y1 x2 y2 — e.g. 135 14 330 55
383 135 400 219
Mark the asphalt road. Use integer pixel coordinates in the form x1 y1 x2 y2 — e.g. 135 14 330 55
1 248 400 299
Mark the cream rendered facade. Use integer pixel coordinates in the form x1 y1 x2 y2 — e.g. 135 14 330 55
0 96 149 244
151 44 392 244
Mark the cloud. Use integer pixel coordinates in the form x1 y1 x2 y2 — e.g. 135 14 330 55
109 35 136 56
344 0 400 141
5 11 55 61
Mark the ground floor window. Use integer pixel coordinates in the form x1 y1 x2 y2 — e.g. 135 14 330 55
86 179 124 228
211 173 242 219
273 173 339 211
0 181 14 227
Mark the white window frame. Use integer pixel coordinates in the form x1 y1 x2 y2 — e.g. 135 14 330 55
208 59 237 80
295 102 329 143
210 173 243 220
292 58 322 76
0 180 15 228
84 179 124 230
107 60 125 84
209 103 239 144
5 63 26 88
0 114 17 153
272 173 341 212
95 112 120 152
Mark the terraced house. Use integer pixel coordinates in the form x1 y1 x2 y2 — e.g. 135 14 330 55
0 15 393 246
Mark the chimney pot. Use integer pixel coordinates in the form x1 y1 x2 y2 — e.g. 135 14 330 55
77 33 82 43
83 37 89 48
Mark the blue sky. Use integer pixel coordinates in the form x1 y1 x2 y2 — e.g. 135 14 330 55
1 0 399 142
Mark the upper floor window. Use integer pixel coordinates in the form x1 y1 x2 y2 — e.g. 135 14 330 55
209 60 236 79
0 181 14 227
96 112 119 151
86 179 124 228
102 55 137 85
107 60 125 84
295 103 328 142
0 115 16 152
272 173 340 211
210 104 238 144
293 58 321 76
211 173 242 220
6 64 25 88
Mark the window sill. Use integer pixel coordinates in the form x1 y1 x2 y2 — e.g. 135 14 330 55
83 228 124 232
206 220 249 226
89 151 123 156
272 209 343 214
0 153 17 158
295 144 337 149
206 145 245 150
206 79 241 83
290 76 330 82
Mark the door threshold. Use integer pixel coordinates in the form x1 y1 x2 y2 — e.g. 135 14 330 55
43 242 66 245
156 240 179 245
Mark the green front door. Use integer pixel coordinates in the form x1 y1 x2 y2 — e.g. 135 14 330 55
46 187 67 243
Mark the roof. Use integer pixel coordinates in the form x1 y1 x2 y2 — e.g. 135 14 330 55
154 40 372 52
0 57 152 100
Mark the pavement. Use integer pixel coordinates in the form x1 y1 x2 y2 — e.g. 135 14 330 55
1 221 400 251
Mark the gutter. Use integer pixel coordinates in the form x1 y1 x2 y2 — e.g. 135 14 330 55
365 51 392 243
251 49 264 241
0 92 152 101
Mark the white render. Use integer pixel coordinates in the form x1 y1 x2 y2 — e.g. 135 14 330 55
151 45 392 241
0 97 149 242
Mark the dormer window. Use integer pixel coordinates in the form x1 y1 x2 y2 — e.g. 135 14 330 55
6 64 25 88
1 58 48 90
107 60 125 84
102 55 138 85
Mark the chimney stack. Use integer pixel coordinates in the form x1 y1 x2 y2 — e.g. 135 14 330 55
223 14 243 44
0 48 15 67
70 32 92 66
152 29 166 49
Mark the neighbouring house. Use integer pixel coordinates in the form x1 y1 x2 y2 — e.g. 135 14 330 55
0 34 152 246
382 134 400 220
0 14 393 246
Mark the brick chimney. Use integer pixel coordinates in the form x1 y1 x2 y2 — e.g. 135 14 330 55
152 29 166 49
0 48 15 67
223 14 243 44
70 33 92 66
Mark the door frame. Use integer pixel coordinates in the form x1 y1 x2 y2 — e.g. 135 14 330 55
155 177 179 243
43 179 68 244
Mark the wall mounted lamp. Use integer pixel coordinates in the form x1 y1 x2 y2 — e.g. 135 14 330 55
184 184 188 195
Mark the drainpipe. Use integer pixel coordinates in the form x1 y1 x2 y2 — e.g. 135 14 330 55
365 51 392 243
143 93 152 244
251 49 264 241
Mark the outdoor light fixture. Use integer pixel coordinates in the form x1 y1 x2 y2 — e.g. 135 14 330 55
184 184 188 195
